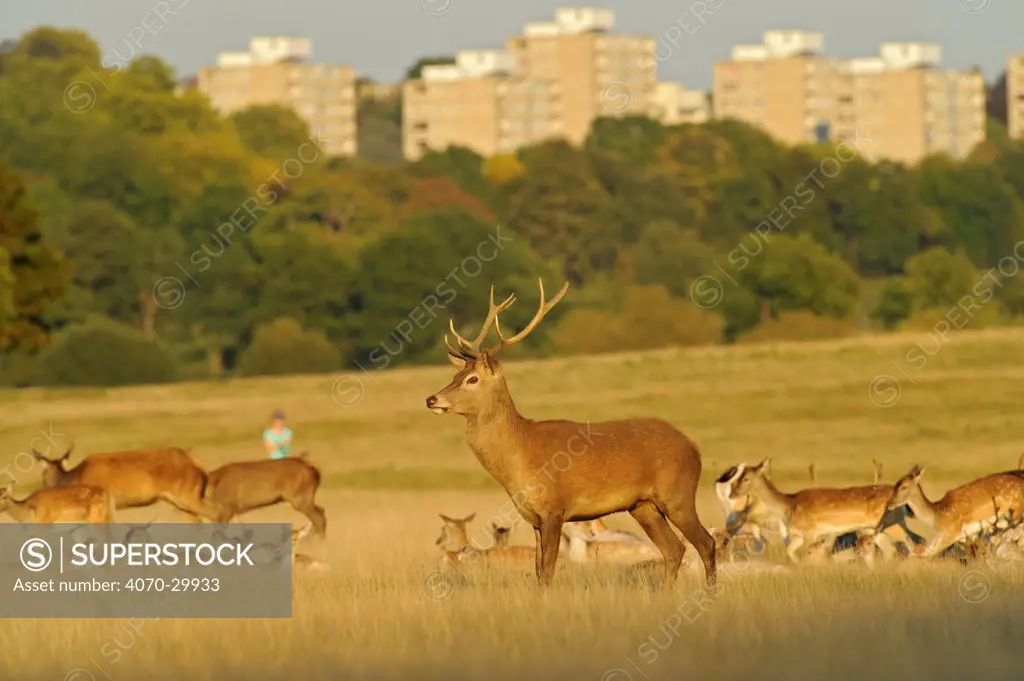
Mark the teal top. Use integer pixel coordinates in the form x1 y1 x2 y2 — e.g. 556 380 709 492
264 427 293 459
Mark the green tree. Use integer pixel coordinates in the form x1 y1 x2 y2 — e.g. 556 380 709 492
627 220 717 298
32 316 178 387
231 105 311 159
0 162 68 352
352 209 558 368
500 141 621 284
736 234 861 324
902 247 978 310
917 156 1024 268
238 317 342 377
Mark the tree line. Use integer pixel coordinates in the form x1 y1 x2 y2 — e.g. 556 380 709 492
2 27 1024 387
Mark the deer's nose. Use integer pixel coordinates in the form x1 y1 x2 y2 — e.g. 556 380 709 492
425 395 438 408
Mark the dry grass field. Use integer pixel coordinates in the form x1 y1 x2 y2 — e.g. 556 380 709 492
1 327 1024 680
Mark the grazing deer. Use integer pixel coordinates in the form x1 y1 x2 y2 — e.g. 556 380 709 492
31 444 215 521
884 465 1024 558
730 458 912 565
425 279 716 588
203 457 326 537
436 513 535 569
0 483 114 523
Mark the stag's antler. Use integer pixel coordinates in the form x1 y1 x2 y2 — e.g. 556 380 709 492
493 279 569 351
446 286 517 361
445 279 569 363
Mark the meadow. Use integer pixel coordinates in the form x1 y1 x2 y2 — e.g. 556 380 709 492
1 326 1024 681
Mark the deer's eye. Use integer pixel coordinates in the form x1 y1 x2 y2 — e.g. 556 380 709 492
466 376 479 385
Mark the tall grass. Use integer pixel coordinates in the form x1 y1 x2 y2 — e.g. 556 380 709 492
1 328 1023 680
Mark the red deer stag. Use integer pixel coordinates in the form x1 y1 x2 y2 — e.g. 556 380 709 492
31 444 215 521
203 456 326 537
424 279 716 588
0 482 114 523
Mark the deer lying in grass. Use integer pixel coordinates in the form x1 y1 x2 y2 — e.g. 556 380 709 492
31 444 215 521
730 458 914 565
291 523 329 572
585 518 644 543
559 521 663 565
0 482 114 523
437 513 535 570
203 456 326 537
426 279 716 588
884 465 1024 558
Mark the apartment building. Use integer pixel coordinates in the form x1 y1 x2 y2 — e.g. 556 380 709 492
507 7 656 144
648 82 711 125
402 50 562 161
714 31 985 163
1010 54 1024 139
197 37 357 157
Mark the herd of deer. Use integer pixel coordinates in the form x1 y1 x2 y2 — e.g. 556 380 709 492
427 278 1024 588
6 278 1022 590
0 443 329 571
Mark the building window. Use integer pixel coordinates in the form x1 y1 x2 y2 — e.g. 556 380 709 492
814 122 830 143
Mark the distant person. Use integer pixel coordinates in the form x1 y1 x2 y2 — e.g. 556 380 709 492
264 409 293 460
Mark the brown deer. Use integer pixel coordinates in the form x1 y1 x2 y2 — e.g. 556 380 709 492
490 522 513 548
586 517 644 543
730 458 910 565
559 521 664 565
425 279 716 588
0 482 114 523
437 513 535 569
291 523 329 572
884 465 1024 558
203 456 326 537
31 444 215 521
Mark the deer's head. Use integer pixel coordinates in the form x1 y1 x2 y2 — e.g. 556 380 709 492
887 465 925 510
31 443 74 486
425 278 569 418
436 513 474 552
730 458 769 499
490 522 511 548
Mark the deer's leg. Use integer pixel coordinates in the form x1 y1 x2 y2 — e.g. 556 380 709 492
665 505 716 588
292 498 327 538
629 502 684 583
537 516 563 586
534 528 543 577
785 533 805 563
856 531 878 568
920 532 959 559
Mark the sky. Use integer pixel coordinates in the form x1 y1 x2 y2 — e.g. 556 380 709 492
2 0 1021 88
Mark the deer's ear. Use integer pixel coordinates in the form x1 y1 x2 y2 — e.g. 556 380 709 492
758 457 770 474
463 512 476 524
439 514 455 524
480 351 502 375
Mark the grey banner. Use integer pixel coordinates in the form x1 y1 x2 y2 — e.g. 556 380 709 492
0 523 292 618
